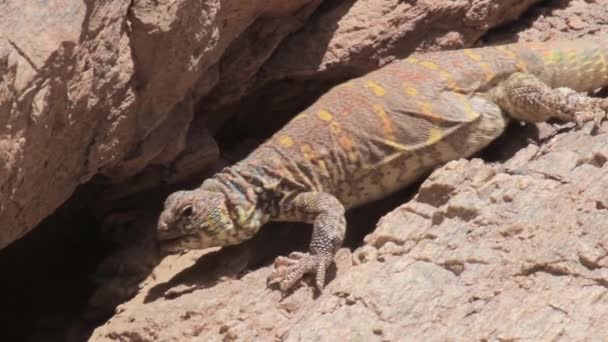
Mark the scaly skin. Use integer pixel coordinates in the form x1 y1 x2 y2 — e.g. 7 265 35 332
157 36 608 292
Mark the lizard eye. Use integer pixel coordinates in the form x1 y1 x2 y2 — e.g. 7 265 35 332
181 205 193 217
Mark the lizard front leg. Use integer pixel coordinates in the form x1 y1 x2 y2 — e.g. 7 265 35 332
490 72 608 126
268 192 346 292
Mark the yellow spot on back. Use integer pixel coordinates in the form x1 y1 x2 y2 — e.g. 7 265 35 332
427 127 443 144
438 70 459 90
495 46 517 59
419 61 439 70
409 59 459 91
463 49 482 61
454 93 479 120
479 62 495 81
300 143 318 161
419 102 433 115
463 49 495 81
372 104 393 137
405 57 419 63
301 143 312 153
329 121 341 134
278 135 294 148
365 81 386 97
516 60 527 72
544 50 563 64
317 109 333 121
403 85 418 97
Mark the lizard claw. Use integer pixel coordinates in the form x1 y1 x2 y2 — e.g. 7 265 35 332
574 111 601 130
573 99 608 131
267 253 332 292
274 251 309 266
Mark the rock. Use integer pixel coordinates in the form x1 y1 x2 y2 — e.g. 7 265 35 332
3 0 608 340
92 123 608 342
0 0 321 249
353 131 608 339
89 1 608 341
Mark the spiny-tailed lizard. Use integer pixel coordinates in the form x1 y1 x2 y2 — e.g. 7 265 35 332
157 36 608 291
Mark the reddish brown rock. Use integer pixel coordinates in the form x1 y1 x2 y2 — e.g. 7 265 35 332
89 1 608 341
91 123 608 341
0 0 321 249
3 0 608 340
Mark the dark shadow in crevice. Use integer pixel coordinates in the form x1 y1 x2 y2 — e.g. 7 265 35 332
478 122 541 163
0 184 108 342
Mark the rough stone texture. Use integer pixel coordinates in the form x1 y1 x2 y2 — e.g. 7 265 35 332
0 0 322 249
0 0 547 250
204 0 545 140
90 126 608 341
88 0 608 341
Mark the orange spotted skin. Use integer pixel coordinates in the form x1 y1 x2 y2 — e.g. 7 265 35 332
159 36 608 291
224 36 608 218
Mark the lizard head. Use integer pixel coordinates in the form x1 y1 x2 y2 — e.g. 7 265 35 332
157 189 237 253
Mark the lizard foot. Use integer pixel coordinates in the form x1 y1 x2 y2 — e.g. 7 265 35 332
267 252 332 292
573 102 608 131
564 90 608 130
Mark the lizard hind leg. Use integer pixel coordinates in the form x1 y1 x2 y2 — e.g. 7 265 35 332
490 72 608 127
267 192 346 292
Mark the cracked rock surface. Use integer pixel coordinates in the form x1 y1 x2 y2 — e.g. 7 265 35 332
0 0 542 250
91 123 608 340
0 0 321 249
88 0 608 340
3 0 608 340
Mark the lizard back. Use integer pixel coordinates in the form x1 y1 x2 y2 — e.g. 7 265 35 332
237 36 608 210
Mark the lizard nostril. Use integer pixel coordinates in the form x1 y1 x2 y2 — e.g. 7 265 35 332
158 220 168 233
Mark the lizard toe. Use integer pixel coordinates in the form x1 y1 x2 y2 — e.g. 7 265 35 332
572 98 608 131
272 252 315 270
273 255 299 268
288 251 310 260
574 110 598 129
267 253 331 292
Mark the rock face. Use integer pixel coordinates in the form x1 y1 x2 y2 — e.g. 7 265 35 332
0 0 323 249
3 0 608 340
0 0 541 250
88 0 608 341
89 127 608 341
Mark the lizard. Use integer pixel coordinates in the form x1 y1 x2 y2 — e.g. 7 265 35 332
157 35 608 292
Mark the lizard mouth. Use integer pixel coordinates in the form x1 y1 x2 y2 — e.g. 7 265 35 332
158 233 208 255
157 231 196 241
157 233 194 254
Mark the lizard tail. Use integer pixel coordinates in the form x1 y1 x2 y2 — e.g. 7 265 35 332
518 35 608 92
